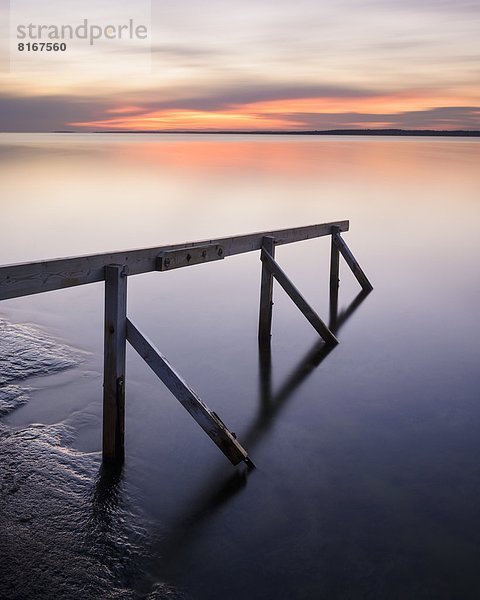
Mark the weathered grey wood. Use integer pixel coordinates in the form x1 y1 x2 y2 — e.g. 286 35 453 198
329 227 340 328
157 244 224 271
103 265 127 462
258 236 276 344
261 249 338 346
0 219 374 471
332 232 373 292
126 318 250 466
0 220 349 301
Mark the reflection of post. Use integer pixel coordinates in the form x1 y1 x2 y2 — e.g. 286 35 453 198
258 236 276 344
329 227 340 330
258 343 272 413
91 461 124 529
251 340 335 450
335 289 371 333
103 264 127 462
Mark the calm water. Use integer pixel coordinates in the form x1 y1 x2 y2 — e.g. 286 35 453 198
1 133 479 599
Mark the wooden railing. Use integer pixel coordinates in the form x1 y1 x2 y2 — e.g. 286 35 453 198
0 220 372 468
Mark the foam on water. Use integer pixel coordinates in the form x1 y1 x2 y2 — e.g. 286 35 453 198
0 318 81 418
0 385 30 417
0 318 80 385
0 422 145 599
0 318 182 599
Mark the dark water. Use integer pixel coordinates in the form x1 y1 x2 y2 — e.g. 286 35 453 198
1 134 479 599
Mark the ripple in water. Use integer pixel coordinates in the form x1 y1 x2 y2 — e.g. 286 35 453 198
0 319 80 386
0 319 182 600
0 318 81 420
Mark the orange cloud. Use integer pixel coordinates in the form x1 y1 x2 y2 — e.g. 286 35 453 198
240 93 473 116
69 108 302 130
68 92 479 131
106 106 144 114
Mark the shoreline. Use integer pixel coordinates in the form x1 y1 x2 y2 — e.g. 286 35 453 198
55 129 480 137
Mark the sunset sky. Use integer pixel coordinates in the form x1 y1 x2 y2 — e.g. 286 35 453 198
0 0 479 131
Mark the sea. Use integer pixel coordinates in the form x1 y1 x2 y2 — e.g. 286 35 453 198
0 133 479 599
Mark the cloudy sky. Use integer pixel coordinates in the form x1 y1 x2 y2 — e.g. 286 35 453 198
0 0 479 131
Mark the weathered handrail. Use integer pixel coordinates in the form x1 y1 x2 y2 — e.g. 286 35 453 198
0 221 349 301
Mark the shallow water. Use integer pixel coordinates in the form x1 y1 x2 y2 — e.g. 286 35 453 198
1 133 480 599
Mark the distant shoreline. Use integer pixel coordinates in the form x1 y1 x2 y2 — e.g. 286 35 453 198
48 128 480 137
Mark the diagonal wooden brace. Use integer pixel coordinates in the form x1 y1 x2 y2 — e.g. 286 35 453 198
126 319 251 467
260 248 338 346
331 231 373 292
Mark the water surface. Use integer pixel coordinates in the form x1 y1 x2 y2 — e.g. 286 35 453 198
1 133 479 599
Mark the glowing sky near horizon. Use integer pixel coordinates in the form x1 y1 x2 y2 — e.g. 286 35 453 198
0 0 479 131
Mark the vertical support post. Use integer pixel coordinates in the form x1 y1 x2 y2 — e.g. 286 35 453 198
103 264 128 462
329 226 340 329
258 236 276 345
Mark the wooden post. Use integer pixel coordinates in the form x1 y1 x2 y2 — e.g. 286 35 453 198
258 236 276 344
103 264 128 462
329 227 340 329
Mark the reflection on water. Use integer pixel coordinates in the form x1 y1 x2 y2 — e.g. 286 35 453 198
140 284 368 589
254 286 369 447
330 288 372 334
1 134 480 599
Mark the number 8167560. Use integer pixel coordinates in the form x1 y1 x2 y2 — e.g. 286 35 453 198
18 42 67 51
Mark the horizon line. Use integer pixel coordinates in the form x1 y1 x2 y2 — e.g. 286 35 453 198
49 128 480 137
